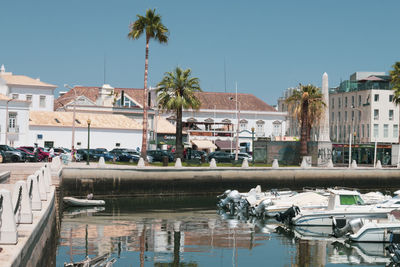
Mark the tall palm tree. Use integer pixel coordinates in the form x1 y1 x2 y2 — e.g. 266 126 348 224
157 67 202 160
390 62 400 143
286 84 325 157
128 9 169 159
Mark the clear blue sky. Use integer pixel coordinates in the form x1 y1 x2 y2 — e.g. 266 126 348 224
1 0 399 106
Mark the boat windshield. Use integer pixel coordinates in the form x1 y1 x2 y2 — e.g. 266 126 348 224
340 195 365 205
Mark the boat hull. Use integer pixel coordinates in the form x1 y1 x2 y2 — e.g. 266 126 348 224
350 224 400 242
293 211 390 226
63 197 105 207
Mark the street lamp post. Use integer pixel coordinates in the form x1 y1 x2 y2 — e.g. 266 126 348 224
86 119 91 165
349 105 362 168
251 127 255 165
229 97 241 161
64 84 77 161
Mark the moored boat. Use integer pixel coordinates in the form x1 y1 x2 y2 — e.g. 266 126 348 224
63 196 105 207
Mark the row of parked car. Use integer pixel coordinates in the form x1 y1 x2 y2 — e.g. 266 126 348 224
0 144 252 164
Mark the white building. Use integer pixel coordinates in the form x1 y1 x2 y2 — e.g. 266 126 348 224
29 111 143 150
160 92 287 152
0 94 30 146
0 64 57 111
329 72 398 144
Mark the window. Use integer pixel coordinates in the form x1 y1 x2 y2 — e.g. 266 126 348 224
331 112 334 121
8 113 16 130
338 111 341 122
358 110 361 121
390 95 394 102
351 110 354 121
394 125 398 139
273 121 281 136
374 94 379 102
352 96 354 107
12 94 18 99
40 96 46 108
389 110 394 121
367 124 370 138
340 195 364 205
26 95 32 106
374 124 379 138
345 97 348 107
374 109 379 120
332 98 334 109
239 119 248 131
358 95 362 106
256 120 265 137
338 98 341 108
345 111 347 122
384 124 389 138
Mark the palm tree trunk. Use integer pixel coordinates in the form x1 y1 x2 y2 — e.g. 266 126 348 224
300 100 309 156
176 107 183 160
141 36 150 159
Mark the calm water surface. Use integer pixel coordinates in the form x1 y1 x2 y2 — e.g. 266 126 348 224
56 196 390 266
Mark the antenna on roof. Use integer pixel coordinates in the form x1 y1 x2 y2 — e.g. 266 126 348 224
103 52 106 85
224 58 227 93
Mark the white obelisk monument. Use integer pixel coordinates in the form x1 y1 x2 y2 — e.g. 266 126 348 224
319 72 330 142
313 72 333 167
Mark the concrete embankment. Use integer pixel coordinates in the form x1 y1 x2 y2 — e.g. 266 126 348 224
61 167 400 196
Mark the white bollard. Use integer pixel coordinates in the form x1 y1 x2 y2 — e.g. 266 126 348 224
44 164 52 187
376 160 382 169
327 159 334 168
0 189 18 244
35 170 47 201
98 157 106 168
12 181 32 224
209 158 217 168
175 158 182 168
301 157 310 169
41 167 50 193
351 160 358 168
51 156 61 170
272 159 279 169
241 158 249 168
27 175 42 211
137 157 145 168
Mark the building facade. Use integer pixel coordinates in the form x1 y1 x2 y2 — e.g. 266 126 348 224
329 72 398 144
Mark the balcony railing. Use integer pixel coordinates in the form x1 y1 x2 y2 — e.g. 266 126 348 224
7 126 19 134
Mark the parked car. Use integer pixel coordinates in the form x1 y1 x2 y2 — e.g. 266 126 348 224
16 147 37 162
207 151 232 163
18 146 50 162
189 150 207 160
94 148 114 161
231 152 253 162
0 145 25 162
147 150 175 162
109 148 138 162
0 150 5 163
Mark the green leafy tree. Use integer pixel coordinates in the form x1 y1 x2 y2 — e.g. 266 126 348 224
128 9 169 159
286 84 325 157
157 67 202 159
390 62 400 143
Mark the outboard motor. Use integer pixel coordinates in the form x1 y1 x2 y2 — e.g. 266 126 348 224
332 218 363 238
251 198 273 218
217 190 231 199
391 249 400 264
275 206 300 224
217 190 242 213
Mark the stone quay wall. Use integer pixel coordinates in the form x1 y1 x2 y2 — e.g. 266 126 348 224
61 167 400 197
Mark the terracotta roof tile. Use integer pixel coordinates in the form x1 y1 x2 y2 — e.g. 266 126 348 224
55 87 275 112
29 111 142 130
0 74 57 88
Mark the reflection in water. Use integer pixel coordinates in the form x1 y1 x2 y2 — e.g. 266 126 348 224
56 196 391 266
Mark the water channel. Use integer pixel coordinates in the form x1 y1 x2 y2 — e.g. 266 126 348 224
56 196 391 266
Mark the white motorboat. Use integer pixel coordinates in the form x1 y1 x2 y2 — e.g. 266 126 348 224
289 189 395 226
63 196 105 207
264 191 328 217
333 214 400 243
